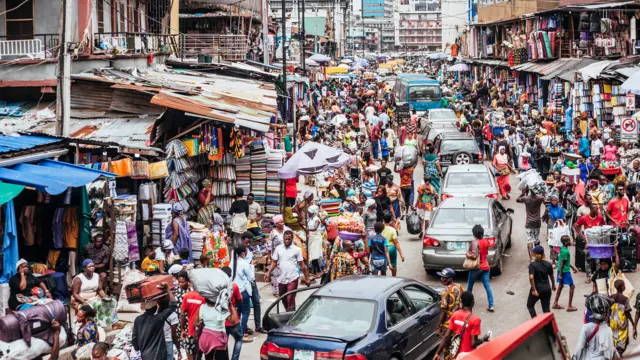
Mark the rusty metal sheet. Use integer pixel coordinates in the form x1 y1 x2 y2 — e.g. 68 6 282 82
70 80 114 110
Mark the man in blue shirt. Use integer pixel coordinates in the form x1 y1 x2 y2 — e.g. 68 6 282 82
577 130 591 158
368 222 392 275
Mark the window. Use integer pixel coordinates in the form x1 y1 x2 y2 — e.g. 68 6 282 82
289 297 376 335
386 291 414 328
5 0 33 40
480 0 494 5
408 85 441 102
97 0 105 33
403 285 436 312
431 208 490 229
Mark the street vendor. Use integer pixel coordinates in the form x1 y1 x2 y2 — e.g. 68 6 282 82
8 259 52 311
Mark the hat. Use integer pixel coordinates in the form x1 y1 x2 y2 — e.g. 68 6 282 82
168 264 183 275
541 129 547 135
162 240 175 251
347 189 356 197
304 190 314 198
436 268 456 278
329 189 340 198
15 258 27 271
172 203 183 214
273 215 284 224
589 179 599 187
532 245 545 255
308 205 319 214
82 259 94 269
365 199 376 208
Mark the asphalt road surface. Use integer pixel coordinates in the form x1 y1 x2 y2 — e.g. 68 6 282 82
239 163 640 359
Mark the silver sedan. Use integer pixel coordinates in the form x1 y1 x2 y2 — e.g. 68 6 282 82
422 197 514 275
440 164 500 201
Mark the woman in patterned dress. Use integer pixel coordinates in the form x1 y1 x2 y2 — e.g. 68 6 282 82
268 215 291 296
175 271 195 355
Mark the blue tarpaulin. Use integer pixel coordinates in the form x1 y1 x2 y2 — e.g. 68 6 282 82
0 159 115 195
0 200 18 284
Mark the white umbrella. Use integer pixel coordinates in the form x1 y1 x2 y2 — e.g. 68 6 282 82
278 142 350 179
352 65 364 70
448 63 470 72
309 54 331 62
621 71 640 95
305 58 319 66
340 59 353 64
338 64 350 69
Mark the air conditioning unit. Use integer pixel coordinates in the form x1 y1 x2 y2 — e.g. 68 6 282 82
126 35 143 53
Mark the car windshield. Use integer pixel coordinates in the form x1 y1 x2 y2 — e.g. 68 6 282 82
430 111 457 121
431 208 490 229
408 85 441 102
446 172 492 188
440 140 478 153
288 296 376 336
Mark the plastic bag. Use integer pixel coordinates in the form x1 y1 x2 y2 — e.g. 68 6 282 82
188 268 232 311
401 146 418 169
406 213 421 235
549 220 569 247
608 272 635 299
117 269 144 313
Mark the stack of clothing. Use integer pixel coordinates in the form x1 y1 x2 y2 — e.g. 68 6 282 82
321 198 342 217
191 231 207 260
250 141 267 204
236 153 252 195
266 151 285 215
262 213 275 235
151 204 172 245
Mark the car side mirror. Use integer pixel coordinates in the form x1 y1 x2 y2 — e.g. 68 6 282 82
506 208 515 215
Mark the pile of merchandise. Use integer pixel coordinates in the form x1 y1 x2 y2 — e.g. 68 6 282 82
330 212 366 235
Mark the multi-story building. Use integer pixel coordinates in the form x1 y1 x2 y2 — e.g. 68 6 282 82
394 0 442 51
362 0 393 18
351 18 395 52
346 26 381 53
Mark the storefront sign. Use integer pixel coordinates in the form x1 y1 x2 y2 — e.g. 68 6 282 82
397 103 410 121
621 117 638 140
627 93 636 111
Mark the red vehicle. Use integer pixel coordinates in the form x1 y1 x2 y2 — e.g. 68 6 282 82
461 313 570 360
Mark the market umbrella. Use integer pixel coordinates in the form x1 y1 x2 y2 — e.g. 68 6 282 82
429 52 448 60
278 142 351 179
340 59 353 64
354 59 369 67
338 64 350 69
621 71 640 95
305 58 319 66
378 55 390 59
365 54 378 62
309 54 331 62
352 65 364 70
448 63 470 72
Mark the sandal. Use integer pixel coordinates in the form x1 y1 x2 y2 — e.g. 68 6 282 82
552 305 565 310
567 307 578 312
243 336 254 343
486 307 495 312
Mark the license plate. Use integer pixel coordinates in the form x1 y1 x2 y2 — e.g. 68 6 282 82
447 242 468 251
294 350 315 360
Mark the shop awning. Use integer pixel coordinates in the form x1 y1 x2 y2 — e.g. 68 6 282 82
578 60 619 82
469 59 507 67
511 60 561 75
0 182 24 205
541 59 599 81
0 159 115 195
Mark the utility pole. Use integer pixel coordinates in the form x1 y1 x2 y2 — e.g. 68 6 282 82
281 0 288 126
262 0 269 65
301 0 305 73
361 0 365 57
56 0 72 137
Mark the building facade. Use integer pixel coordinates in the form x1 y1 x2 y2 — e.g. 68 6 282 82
394 0 442 51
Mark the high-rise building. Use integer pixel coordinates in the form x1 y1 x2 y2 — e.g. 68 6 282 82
394 0 442 51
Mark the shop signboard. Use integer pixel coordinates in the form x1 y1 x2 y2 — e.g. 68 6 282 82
627 93 636 111
397 103 411 121
621 117 638 141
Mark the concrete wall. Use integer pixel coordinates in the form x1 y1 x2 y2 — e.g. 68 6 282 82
0 0 78 39
559 0 600 6
442 0 467 51
477 0 558 24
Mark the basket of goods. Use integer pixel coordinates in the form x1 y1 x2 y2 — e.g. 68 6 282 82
585 226 616 259
331 213 365 240
545 147 562 157
563 153 581 163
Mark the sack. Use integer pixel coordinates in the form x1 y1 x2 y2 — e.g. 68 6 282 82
401 146 418 169
609 272 635 299
148 161 169 179
550 220 569 247
189 268 232 308
406 213 421 235
463 242 480 270
0 328 67 360
117 269 144 313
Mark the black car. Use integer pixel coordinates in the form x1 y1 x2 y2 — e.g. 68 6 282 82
261 276 443 360
433 132 483 172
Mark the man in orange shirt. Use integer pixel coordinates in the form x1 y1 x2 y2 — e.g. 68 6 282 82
542 117 555 136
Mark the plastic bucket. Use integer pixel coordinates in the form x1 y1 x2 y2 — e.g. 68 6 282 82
338 231 362 241
587 244 615 259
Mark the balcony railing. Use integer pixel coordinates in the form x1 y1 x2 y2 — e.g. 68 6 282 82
0 34 59 60
181 34 249 62
94 32 181 56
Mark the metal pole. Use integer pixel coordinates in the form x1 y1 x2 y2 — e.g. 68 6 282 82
361 0 365 57
262 0 269 65
282 0 288 126
56 0 72 136
301 0 306 73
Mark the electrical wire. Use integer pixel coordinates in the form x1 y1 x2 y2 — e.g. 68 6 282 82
0 0 30 17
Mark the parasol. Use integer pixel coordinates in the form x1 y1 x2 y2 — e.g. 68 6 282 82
309 54 331 62
340 59 353 64
338 64 350 69
429 52 448 60
305 58 319 66
278 142 351 179
448 63 470 72
621 71 640 95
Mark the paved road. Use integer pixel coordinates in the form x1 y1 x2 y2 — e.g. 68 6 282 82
238 165 640 359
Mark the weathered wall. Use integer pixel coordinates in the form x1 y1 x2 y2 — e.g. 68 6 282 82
477 0 558 24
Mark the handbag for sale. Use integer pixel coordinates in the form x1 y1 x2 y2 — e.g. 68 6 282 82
148 160 169 179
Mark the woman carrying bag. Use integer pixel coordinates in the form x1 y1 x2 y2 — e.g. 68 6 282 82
465 225 495 312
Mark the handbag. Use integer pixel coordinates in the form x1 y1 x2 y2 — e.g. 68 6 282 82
131 160 150 179
463 241 480 270
226 299 239 325
448 312 474 358
148 160 169 179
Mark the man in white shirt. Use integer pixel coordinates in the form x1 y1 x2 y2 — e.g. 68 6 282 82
539 129 553 151
590 133 604 158
365 103 376 120
239 231 266 333
233 243 255 336
265 230 310 311
378 111 390 130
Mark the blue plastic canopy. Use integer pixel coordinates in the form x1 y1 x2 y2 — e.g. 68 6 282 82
0 159 115 195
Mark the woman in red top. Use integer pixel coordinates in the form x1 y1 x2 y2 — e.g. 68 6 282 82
466 225 495 312
222 266 244 360
285 177 298 207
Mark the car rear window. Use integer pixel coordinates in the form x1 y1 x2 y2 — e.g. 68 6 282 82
431 208 490 229
445 172 492 188
288 297 376 336
430 111 457 121
440 140 478 154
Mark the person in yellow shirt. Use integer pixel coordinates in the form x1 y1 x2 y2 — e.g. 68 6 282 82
141 246 161 275
382 212 404 277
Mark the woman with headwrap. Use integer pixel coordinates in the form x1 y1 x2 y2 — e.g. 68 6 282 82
8 259 52 310
543 195 566 267
197 179 217 228
268 215 290 295
307 205 326 276
72 259 107 310
574 293 615 360
493 146 514 200
166 203 192 260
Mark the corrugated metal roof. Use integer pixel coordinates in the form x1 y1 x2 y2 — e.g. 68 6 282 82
541 59 599 81
0 134 62 153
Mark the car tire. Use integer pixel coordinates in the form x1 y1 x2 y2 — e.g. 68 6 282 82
452 151 473 165
491 250 503 276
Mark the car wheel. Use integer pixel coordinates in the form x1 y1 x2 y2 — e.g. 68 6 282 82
491 251 503 276
453 151 472 165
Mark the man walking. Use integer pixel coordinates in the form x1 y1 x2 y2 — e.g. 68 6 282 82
265 230 311 311
552 235 578 312
516 186 545 257
436 268 464 339
527 246 555 318
132 283 176 360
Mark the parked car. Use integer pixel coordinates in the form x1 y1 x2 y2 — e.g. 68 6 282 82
427 109 458 124
422 197 513 275
261 276 443 360
433 132 483 172
440 164 500 201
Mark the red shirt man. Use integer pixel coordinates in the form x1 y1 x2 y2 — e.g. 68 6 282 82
448 309 481 353
607 186 630 228
371 123 382 142
225 283 242 327
482 124 493 142
180 290 205 337
542 119 555 136
350 113 360 129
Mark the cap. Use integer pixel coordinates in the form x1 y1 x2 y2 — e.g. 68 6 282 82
365 199 376 207
532 246 545 255
436 268 456 278
168 264 183 275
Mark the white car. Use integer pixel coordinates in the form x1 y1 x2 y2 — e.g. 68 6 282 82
427 108 458 124
440 164 500 201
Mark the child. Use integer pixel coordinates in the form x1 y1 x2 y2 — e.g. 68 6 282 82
414 175 437 237
141 245 161 275
380 132 390 161
368 222 392 276
552 235 578 312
